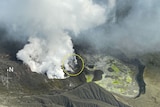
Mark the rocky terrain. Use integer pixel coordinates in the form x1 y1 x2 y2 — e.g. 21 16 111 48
0 34 160 107
0 53 130 107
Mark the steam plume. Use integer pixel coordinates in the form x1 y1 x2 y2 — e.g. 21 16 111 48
77 0 160 54
1 0 159 79
0 0 106 79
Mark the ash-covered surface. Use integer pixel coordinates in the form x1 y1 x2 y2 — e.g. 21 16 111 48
0 52 130 107
0 30 131 106
0 30 144 107
1 0 160 106
0 31 160 107
73 42 146 98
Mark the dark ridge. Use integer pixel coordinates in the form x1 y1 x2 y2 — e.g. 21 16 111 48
131 59 146 98
31 83 130 107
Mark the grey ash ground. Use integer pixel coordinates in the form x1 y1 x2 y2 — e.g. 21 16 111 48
0 35 160 107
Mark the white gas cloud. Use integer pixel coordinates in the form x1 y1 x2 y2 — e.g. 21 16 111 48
0 0 106 79
77 0 160 54
3 0 159 79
